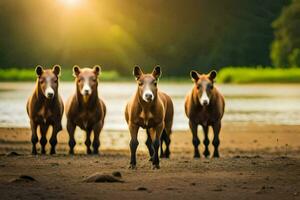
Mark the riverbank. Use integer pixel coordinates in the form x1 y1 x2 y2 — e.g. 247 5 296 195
0 123 300 200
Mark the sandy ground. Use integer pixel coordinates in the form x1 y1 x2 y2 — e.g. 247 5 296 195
0 123 300 200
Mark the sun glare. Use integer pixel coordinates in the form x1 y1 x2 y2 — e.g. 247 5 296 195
58 0 82 7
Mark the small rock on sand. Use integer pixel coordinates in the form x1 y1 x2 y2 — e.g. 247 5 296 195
166 187 177 190
51 163 59 167
135 187 148 191
112 171 122 178
10 175 36 183
83 173 124 183
212 188 223 192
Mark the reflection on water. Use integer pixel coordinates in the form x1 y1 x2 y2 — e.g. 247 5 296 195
0 82 300 130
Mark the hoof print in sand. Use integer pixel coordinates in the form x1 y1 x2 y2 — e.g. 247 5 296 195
83 173 124 183
10 175 36 183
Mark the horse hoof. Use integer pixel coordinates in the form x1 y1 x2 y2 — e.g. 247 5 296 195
50 149 56 155
31 147 37 155
203 151 210 158
163 153 170 159
129 164 137 170
152 165 160 170
213 152 220 158
93 150 99 155
194 154 200 159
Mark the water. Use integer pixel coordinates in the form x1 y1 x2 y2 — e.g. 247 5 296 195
0 82 300 130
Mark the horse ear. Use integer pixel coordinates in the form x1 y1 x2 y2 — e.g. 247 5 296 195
209 70 217 81
93 65 101 76
133 65 143 80
73 65 81 77
152 65 161 80
190 70 199 82
52 65 61 76
35 65 43 77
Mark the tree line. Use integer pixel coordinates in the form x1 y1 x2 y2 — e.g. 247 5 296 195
0 0 297 76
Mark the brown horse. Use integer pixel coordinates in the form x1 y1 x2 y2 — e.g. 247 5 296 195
65 65 106 155
125 66 174 169
185 70 225 158
26 65 64 155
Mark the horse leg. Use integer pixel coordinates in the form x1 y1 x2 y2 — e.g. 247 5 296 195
160 129 167 158
212 121 221 158
85 129 92 154
146 129 154 161
50 123 62 155
150 123 163 169
202 125 210 158
189 120 200 158
40 124 48 154
30 121 38 155
92 122 103 154
164 128 171 158
129 124 139 169
67 120 76 155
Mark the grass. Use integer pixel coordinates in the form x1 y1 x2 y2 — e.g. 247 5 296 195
217 67 300 83
0 67 300 83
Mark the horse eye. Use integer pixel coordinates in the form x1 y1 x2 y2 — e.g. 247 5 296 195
154 82 157 86
39 79 44 83
138 82 143 86
197 85 201 90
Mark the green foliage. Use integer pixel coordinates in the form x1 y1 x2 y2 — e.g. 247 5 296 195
0 68 120 82
288 48 300 67
0 69 36 81
271 0 300 67
218 67 300 83
0 0 287 76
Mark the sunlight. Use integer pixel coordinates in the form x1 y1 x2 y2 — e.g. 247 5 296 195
58 0 82 7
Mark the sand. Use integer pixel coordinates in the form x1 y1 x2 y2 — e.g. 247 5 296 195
0 123 300 200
